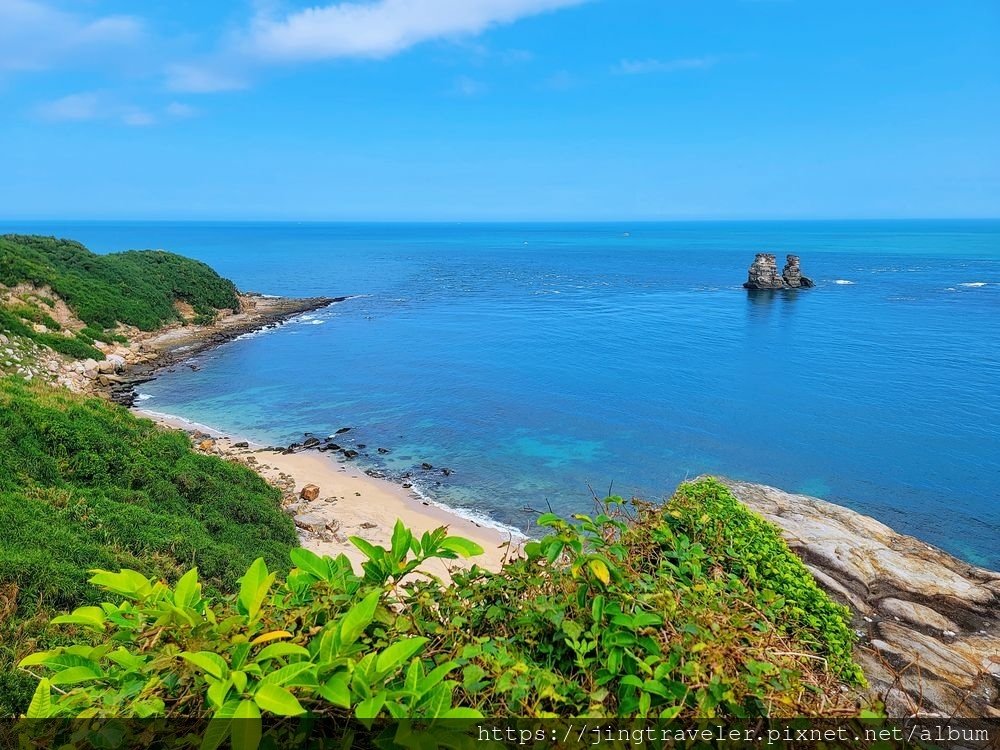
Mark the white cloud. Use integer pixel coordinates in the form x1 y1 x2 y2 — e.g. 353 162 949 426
615 56 719 75
35 92 102 121
166 63 249 93
122 109 156 127
0 0 143 72
452 75 487 96
36 92 157 126
166 101 198 118
245 0 589 62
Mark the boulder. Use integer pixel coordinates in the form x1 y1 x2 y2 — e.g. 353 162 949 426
197 439 215 452
299 484 321 502
233 441 250 449
716 477 1000 718
293 512 332 533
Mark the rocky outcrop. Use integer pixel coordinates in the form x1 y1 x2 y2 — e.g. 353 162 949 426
743 253 785 290
744 253 814 290
782 254 815 288
716 478 1000 718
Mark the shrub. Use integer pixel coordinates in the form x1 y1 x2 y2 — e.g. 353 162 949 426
14 479 863 734
0 378 297 715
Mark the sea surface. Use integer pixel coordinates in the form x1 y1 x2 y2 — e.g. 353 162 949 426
7 220 999 567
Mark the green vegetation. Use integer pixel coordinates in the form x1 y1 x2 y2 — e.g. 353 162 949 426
14 477 862 730
0 234 240 332
0 377 297 715
0 307 103 361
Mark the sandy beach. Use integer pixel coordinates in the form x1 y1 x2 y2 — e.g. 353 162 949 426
136 409 520 578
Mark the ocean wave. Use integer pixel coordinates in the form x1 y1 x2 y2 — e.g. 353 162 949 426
834 280 855 285
959 282 988 287
135 393 153 402
405 484 528 541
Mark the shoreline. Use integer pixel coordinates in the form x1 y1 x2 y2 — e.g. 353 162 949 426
134 408 521 576
98 293 346 406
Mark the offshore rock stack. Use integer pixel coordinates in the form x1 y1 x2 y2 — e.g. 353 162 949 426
744 253 814 290
781 254 815 288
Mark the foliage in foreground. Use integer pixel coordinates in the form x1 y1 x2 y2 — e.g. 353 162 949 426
0 377 297 715
0 234 240 332
17 478 862 732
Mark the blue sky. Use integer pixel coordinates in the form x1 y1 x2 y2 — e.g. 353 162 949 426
1 0 998 220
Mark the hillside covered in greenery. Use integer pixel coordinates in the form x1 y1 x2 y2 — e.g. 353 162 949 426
0 234 240 334
0 377 297 715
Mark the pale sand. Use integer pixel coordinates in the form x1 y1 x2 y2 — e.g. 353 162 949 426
135 410 521 578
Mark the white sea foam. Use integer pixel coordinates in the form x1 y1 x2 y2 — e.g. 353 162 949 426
406 484 528 541
135 393 153 402
959 282 988 287
834 280 855 285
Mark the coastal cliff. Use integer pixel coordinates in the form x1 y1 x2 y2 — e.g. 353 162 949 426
718 478 1000 718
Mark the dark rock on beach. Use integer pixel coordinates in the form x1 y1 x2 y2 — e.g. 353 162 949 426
342 449 359 459
421 462 434 470
335 427 352 434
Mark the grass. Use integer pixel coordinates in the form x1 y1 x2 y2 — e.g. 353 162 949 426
0 377 297 715
0 234 240 332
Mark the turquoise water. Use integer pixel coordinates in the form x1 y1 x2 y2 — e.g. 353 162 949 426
8 220 999 567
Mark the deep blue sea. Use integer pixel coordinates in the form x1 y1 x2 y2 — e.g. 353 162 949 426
7 221 999 567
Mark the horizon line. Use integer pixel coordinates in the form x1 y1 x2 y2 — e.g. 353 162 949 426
3 216 999 225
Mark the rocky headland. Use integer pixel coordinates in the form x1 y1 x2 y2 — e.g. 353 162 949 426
717 478 1000 718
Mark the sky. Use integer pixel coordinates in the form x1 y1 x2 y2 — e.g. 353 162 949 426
0 0 998 221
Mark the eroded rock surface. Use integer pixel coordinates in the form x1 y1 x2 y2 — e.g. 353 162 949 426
716 477 1000 718
743 253 785 290
781 254 815 288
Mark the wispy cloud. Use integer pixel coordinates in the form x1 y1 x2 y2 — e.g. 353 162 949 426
451 75 487 96
35 92 102 121
615 56 719 75
0 0 143 73
35 92 156 127
540 70 577 91
243 0 589 62
165 63 249 94
165 101 198 119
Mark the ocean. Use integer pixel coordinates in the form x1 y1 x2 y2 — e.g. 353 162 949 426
7 220 999 567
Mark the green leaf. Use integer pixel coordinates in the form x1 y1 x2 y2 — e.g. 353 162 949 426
253 683 306 716
339 589 381 647
49 665 103 685
25 679 51 719
375 637 428 678
181 651 229 680
173 568 201 608
355 693 386 720
390 520 413 562
438 536 484 558
319 675 351 709
88 569 153 600
254 642 310 663
200 701 240 750
50 605 106 631
237 558 275 622
231 700 262 750
545 540 565 564
289 548 330 580
258 661 316 687
349 536 383 562
441 707 483 719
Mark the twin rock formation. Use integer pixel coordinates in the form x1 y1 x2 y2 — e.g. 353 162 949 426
744 253 815 290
